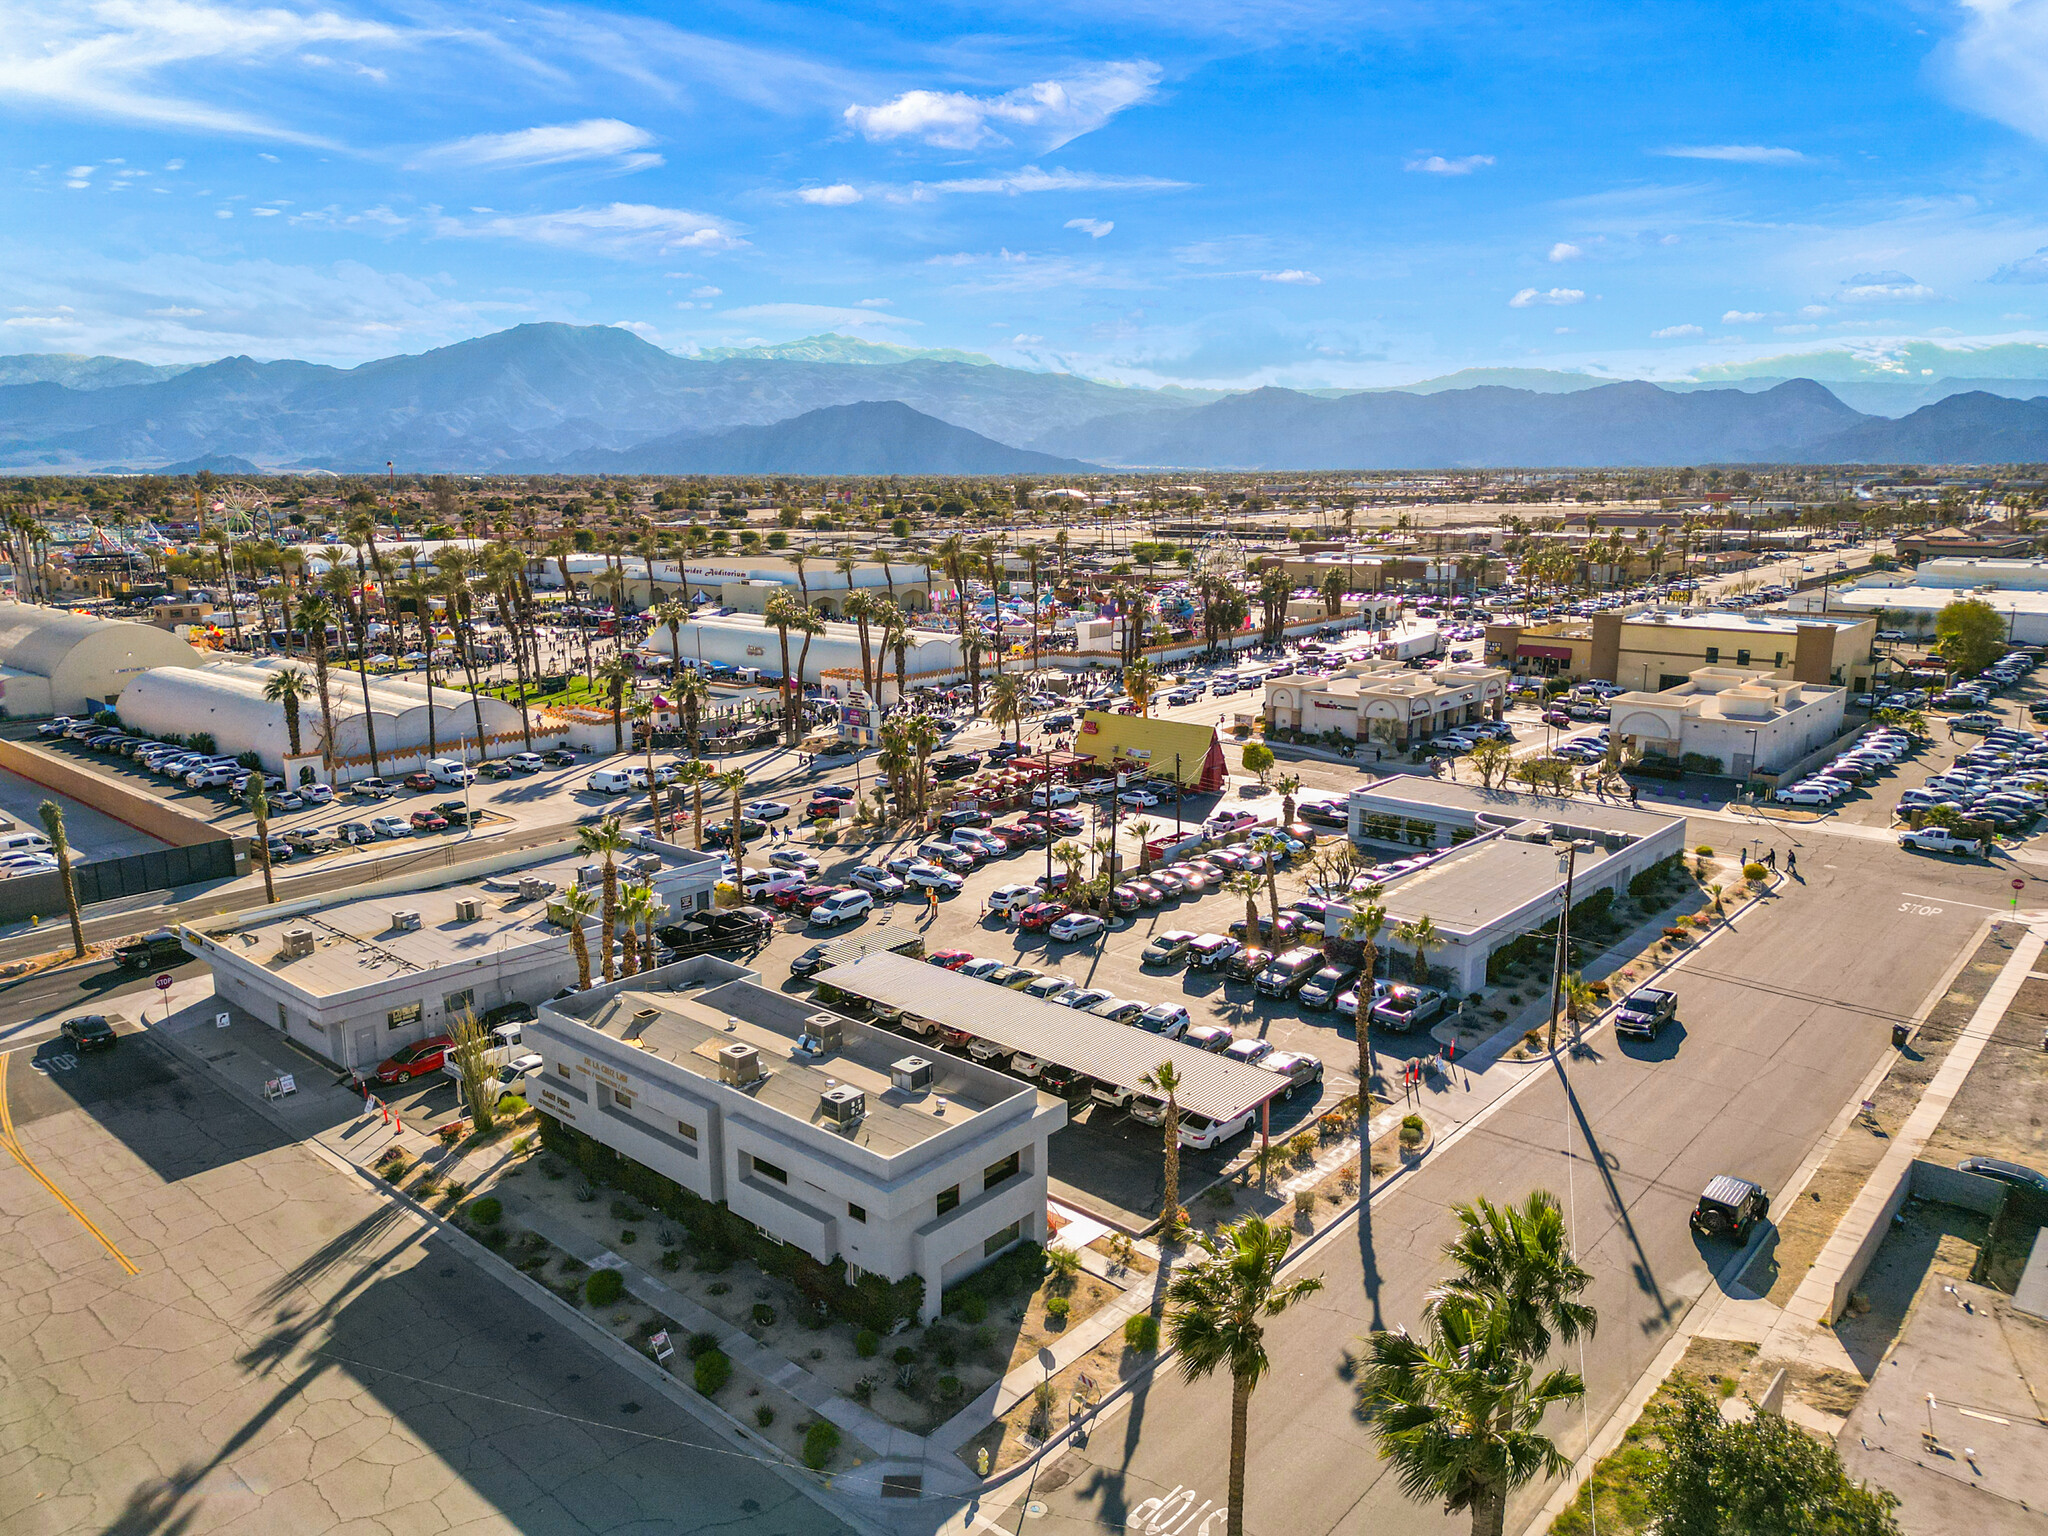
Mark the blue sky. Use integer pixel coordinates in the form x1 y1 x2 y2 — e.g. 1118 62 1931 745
7 0 2048 389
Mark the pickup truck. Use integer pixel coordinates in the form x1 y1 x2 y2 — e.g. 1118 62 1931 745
1898 826 1984 857
1613 986 1676 1039
653 907 774 957
114 929 187 970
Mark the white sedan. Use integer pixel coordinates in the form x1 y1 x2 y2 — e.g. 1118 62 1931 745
1030 785 1081 808
1047 911 1108 943
368 815 413 838
1117 788 1163 807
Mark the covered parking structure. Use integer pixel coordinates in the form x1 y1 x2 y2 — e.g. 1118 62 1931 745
812 950 1294 1150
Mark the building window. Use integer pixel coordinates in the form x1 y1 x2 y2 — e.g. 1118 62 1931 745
984 1219 1023 1257
847 1202 867 1224
612 1088 633 1110
751 1155 788 1185
677 1119 697 1141
936 1184 960 1216
983 1151 1020 1191
1736 649 1750 667
1774 652 1785 667
387 1002 422 1032
1703 646 1719 664
557 1062 571 1079
442 988 474 1019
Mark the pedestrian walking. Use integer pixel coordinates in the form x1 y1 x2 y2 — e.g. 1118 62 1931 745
1786 849 1797 876
927 886 938 915
1765 847 1777 869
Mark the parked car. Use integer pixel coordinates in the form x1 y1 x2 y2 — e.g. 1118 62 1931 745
510 752 546 772
1047 911 1107 942
1141 930 1197 967
1187 933 1242 970
1134 1003 1191 1038
808 890 874 927
1222 1037 1274 1067
1689 1174 1768 1241
1018 900 1070 932
1371 985 1448 1033
1225 945 1273 983
1256 947 1324 998
408 809 449 832
1179 1108 1256 1150
1263 1050 1324 1099
1183 1022 1234 1053
403 771 438 791
1899 826 1983 856
114 929 188 970
373 1034 455 1084
1023 974 1078 1001
1297 963 1360 1011
986 883 1042 914
368 815 412 839
434 801 481 827
768 849 822 876
1087 998 1145 1025
904 863 964 894
848 866 908 899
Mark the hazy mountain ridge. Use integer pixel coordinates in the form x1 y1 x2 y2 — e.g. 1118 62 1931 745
0 353 197 390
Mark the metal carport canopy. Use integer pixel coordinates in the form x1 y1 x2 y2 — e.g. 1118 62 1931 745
811 950 1291 1123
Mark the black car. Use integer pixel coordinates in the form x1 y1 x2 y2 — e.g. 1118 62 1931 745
61 1014 118 1051
1225 945 1273 983
434 801 483 827
938 807 992 830
1689 1175 1768 1241
1614 986 1676 1039
114 929 187 970
1297 962 1360 1011
543 748 578 766
932 754 982 780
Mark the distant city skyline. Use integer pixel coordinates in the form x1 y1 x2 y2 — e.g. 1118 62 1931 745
7 0 2048 389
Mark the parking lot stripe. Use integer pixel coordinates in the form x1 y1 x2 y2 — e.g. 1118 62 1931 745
0 1050 139 1277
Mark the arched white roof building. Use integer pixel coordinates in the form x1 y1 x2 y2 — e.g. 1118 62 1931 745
0 602 206 717
117 659 522 774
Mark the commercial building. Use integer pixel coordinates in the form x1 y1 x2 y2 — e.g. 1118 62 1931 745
1894 525 2034 562
1263 658 1510 749
0 602 207 717
527 959 1065 1321
1802 557 2048 644
117 658 523 778
534 553 938 617
1607 668 1846 778
1072 710 1229 789
182 838 722 1076
1487 608 1879 694
638 610 961 702
1332 778 1686 994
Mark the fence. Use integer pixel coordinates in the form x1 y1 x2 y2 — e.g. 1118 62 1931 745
0 838 236 925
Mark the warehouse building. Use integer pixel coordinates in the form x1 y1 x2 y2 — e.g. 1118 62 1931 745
535 553 939 616
638 610 963 698
528 963 1065 1322
117 658 522 778
1332 778 1686 995
0 601 207 717
182 838 721 1075
1799 557 2048 644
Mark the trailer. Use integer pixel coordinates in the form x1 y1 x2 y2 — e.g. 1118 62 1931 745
654 906 774 958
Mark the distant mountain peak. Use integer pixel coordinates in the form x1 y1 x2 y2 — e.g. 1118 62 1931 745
689 333 999 367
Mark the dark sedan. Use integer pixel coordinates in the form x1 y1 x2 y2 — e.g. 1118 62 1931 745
61 1014 118 1051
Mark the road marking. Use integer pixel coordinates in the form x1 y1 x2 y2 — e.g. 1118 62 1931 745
1901 891 2014 915
0 1050 139 1276
1898 901 1943 916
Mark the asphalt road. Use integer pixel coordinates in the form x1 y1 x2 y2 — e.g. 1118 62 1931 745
962 824 2009 1536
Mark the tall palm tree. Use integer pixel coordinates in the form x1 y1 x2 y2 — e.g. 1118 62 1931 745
986 672 1026 747
262 666 310 763
292 593 340 782
671 666 711 760
1225 870 1266 943
1275 774 1302 826
1166 1216 1324 1536
618 881 657 976
713 767 748 857
1397 914 1444 985
675 760 715 848
39 800 85 958
844 586 878 701
1125 817 1158 874
1124 656 1159 717
1357 1295 1584 1536
763 589 803 742
600 651 636 754
630 698 667 837
786 604 827 730
321 545 381 777
1339 890 1388 1086
1429 1191 1596 1365
578 817 627 984
1052 839 1087 892
1251 833 1286 934
1139 1059 1183 1233
553 885 597 990
651 598 690 691
246 781 277 905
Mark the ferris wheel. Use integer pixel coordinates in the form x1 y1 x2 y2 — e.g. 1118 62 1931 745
1194 533 1247 585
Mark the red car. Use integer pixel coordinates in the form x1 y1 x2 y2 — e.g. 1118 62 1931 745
374 1035 453 1084
403 771 437 791
928 949 976 969
804 800 843 821
409 809 449 831
1018 900 1070 932
994 823 1048 848
791 884 845 915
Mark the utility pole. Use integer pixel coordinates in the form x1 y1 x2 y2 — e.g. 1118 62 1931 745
1545 840 1581 1054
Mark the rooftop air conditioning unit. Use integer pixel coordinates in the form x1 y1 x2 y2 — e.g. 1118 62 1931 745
517 877 554 901
891 1055 934 1093
280 928 316 959
390 910 422 932
717 1042 763 1087
577 864 602 887
819 1084 866 1128
804 1012 845 1053
453 898 483 922
632 854 664 877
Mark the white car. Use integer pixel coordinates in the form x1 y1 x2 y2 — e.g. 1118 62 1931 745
510 752 546 772
986 883 1041 914
956 957 1004 979
1048 911 1107 942
1030 785 1081 808
300 784 335 804
1023 974 1077 1001
808 890 873 927
368 815 413 839
1117 788 1162 808
904 863 963 893
1774 784 1838 806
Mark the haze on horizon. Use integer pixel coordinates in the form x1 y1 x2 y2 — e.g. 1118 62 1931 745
7 0 2048 392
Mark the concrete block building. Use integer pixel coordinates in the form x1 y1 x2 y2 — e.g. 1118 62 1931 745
1487 608 1879 695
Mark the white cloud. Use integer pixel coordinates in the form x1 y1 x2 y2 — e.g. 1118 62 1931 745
412 119 663 173
1260 269 1320 285
718 303 918 330
1654 144 1806 163
1942 0 2048 145
1406 154 1494 175
215 207 233 218
690 285 722 298
1013 333 1044 344
844 61 1160 152
1651 323 1704 338
1775 323 1820 334
1837 270 1940 304
1722 310 1765 323
1799 303 1830 316
146 306 204 317
1509 287 1584 307
439 203 744 257
797 183 862 205
258 151 278 162
1548 242 1582 262
164 158 183 171
884 165 1189 201
252 206 280 216
1066 217 1114 238
856 297 890 307
1991 246 2048 284
1553 326 1575 335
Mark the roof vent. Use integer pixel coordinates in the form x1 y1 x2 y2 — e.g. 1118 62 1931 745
280 928 315 959
891 1055 934 1093
390 909 422 932
819 1084 866 1128
717 1042 763 1087
632 854 664 877
633 1007 660 1023
453 898 483 922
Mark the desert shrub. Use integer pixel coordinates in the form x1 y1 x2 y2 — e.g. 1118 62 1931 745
855 1329 880 1358
1124 1314 1160 1351
802 1420 841 1470
1399 1114 1426 1148
468 1196 503 1226
584 1268 624 1307
1743 861 1767 881
694 1349 731 1396
1695 844 1713 856
893 1345 917 1367
686 1331 719 1358
1045 1296 1071 1324
754 1404 775 1428
660 1249 683 1272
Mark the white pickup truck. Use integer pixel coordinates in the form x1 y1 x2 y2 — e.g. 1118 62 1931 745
1898 826 1984 857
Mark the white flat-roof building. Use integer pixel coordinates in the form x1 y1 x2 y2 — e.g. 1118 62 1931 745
1264 658 1510 749
528 964 1065 1322
533 554 941 617
1609 668 1846 778
639 610 962 698
1799 558 2048 642
182 838 721 1075
1333 778 1686 994
0 601 207 717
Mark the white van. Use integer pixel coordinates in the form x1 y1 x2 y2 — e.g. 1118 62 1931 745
428 758 475 786
587 769 636 794
0 832 53 855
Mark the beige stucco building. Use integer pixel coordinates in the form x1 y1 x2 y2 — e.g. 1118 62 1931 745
1264 658 1511 748
1608 668 1846 778
1486 608 1879 694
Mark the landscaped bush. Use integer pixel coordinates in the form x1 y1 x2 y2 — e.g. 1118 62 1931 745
802 1420 841 1470
754 1404 775 1428
467 1196 502 1226
694 1349 731 1396
584 1267 624 1307
1743 861 1767 881
751 1303 776 1328
855 1329 881 1358
686 1331 720 1359
1124 1314 1160 1352
1044 1296 1071 1324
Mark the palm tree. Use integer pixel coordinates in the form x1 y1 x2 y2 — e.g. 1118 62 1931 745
1397 914 1444 985
1166 1216 1324 1536
763 589 803 741
651 598 690 691
1339 891 1388 1086
1357 1297 1584 1536
986 672 1026 747
1124 656 1159 716
262 666 310 764
1275 774 1302 826
713 767 748 859
675 760 715 848
1125 817 1157 874
1429 1190 1596 1365
1555 971 1599 1053
246 781 277 905
292 593 340 782
618 881 658 976
786 603 827 730
630 699 667 838
672 666 712 760
39 800 84 958
1052 839 1087 893
1139 1060 1184 1233
1251 833 1286 934
1225 870 1266 944
553 885 597 989
578 817 627 984
600 651 636 754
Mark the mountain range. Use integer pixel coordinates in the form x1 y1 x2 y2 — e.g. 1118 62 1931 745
4 323 2048 473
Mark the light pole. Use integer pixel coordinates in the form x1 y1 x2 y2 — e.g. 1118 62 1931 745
1545 840 1582 1053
